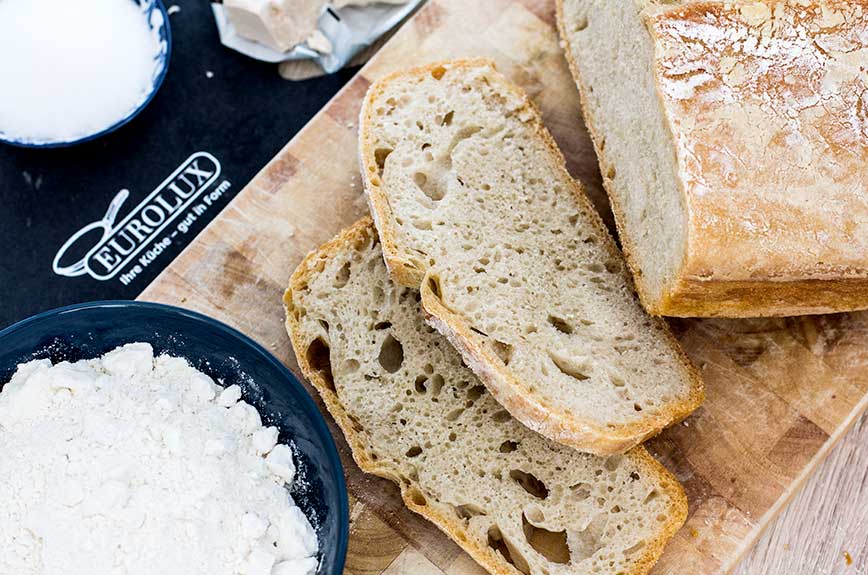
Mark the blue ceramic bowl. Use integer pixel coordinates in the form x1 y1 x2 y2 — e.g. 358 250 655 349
0 300 348 574
0 0 172 148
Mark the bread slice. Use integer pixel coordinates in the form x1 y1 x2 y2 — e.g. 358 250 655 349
284 219 688 575
557 0 868 317
358 59 703 455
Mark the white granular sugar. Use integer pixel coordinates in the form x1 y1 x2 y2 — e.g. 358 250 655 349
0 343 319 575
0 0 164 143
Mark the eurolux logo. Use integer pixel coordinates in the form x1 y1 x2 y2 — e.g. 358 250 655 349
53 152 231 285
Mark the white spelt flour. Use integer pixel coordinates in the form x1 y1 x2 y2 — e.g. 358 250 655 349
0 343 319 575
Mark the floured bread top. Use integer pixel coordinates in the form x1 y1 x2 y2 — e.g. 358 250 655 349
645 0 868 282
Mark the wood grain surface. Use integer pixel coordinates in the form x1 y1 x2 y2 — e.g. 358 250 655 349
140 1 868 573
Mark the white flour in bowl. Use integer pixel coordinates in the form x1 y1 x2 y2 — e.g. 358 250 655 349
0 343 319 575
0 0 164 144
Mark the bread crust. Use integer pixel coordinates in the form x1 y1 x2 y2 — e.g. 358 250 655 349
359 59 704 455
557 0 868 318
283 219 689 575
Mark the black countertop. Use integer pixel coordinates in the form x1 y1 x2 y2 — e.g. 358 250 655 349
0 1 354 328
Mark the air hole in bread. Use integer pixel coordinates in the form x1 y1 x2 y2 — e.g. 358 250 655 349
342 359 360 374
492 410 512 424
570 483 591 500
374 148 392 176
456 503 486 520
374 321 391 330
574 15 588 31
549 351 591 382
499 440 519 453
426 276 443 300
406 445 422 458
487 525 531 575
614 345 637 355
522 513 570 564
407 488 427 506
492 340 513 365
429 374 445 397
547 315 573 335
446 408 464 421
333 261 351 288
347 413 364 433
644 490 659 504
524 505 545 524
624 540 645 556
606 165 616 180
604 455 623 471
413 219 433 230
634 403 643 412
305 337 334 392
415 376 428 394
466 384 486 402
431 65 447 80
415 172 446 201
442 110 454 126
378 334 404 373
470 326 489 338
573 514 606 562
509 470 549 499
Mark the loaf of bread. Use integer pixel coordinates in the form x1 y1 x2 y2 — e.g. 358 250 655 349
284 219 687 575
358 59 703 455
557 0 868 317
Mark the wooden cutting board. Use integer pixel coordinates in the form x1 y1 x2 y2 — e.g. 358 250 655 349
140 0 868 573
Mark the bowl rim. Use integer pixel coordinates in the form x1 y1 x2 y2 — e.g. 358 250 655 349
0 0 174 149
0 299 350 574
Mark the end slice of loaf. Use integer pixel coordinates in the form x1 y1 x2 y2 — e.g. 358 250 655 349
557 0 868 317
358 59 703 455
284 219 687 575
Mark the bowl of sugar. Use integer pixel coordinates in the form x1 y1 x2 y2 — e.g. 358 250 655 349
0 0 171 148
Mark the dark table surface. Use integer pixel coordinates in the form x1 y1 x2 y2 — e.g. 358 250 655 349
0 0 354 329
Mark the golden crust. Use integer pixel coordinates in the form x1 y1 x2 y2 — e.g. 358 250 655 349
283 219 689 575
558 0 868 318
358 58 704 455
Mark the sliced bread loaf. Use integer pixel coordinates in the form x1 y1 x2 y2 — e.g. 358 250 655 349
358 59 703 455
557 0 868 317
284 219 688 575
